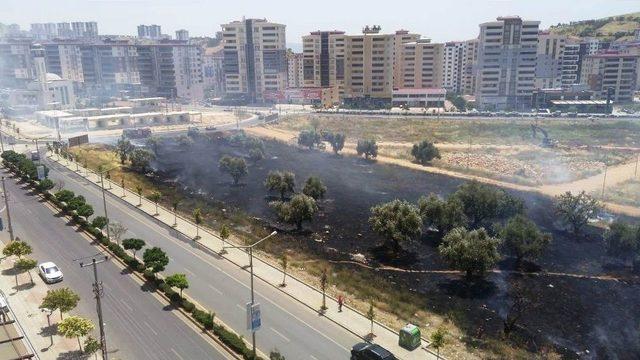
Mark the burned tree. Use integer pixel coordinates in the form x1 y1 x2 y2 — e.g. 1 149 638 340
265 170 295 200
219 155 248 185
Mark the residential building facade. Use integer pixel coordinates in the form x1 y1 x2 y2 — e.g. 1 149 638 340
287 51 304 88
580 51 639 103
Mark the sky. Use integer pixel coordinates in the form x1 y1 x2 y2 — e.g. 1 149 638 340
1 0 638 49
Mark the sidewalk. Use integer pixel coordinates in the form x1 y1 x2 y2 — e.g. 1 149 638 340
0 239 78 359
49 153 440 360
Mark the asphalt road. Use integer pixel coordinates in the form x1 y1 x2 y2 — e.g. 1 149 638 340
1 168 233 360
44 158 362 359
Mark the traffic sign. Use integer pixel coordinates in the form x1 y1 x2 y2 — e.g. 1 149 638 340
246 302 261 332
36 165 45 180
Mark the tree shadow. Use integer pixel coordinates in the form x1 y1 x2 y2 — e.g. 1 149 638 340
13 282 35 291
437 278 497 300
369 245 418 267
498 258 542 273
57 350 87 360
39 323 58 338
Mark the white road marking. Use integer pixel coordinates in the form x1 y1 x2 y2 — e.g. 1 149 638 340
144 320 158 336
236 304 245 311
208 284 222 295
170 348 185 360
120 299 133 312
270 327 291 342
184 268 196 277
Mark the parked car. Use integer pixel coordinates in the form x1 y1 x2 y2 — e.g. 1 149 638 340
38 262 63 283
351 343 397 360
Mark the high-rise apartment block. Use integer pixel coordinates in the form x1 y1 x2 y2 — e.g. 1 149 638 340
203 45 225 96
535 31 565 89
461 38 479 95
30 22 98 40
475 16 540 110
176 29 190 41
287 52 304 88
580 51 639 103
397 39 444 89
302 30 346 93
221 18 287 102
442 42 465 93
138 25 162 39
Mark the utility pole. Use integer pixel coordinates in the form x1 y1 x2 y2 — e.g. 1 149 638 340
1 177 14 241
100 172 111 241
0 129 5 153
635 153 639 177
601 164 608 199
80 256 109 360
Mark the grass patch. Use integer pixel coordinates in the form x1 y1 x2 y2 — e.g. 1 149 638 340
601 178 640 207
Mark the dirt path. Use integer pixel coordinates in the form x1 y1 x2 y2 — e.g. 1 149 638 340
247 126 640 217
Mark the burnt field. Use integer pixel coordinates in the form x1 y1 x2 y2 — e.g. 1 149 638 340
149 132 640 358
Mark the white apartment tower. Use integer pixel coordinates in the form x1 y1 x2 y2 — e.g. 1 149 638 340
475 16 540 110
287 52 304 88
461 38 479 95
442 41 464 93
221 18 287 102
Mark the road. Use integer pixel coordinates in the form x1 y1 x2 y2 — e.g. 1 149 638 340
44 158 362 359
1 168 234 360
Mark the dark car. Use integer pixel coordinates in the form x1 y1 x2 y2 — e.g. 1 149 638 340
351 343 397 360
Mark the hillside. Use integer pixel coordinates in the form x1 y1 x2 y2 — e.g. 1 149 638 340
549 12 640 41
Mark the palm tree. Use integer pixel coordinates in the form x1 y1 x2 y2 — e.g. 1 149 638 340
135 185 143 206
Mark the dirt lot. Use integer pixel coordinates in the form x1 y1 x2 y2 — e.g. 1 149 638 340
136 132 640 359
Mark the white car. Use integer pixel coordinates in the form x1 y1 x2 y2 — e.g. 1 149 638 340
38 262 63 284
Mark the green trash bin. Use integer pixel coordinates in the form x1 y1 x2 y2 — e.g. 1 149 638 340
398 323 421 350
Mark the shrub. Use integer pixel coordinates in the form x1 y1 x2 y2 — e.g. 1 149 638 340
169 291 182 303
181 300 195 313
214 325 252 358
192 309 214 330
143 269 156 282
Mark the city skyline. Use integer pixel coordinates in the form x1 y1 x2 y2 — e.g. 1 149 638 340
1 0 638 47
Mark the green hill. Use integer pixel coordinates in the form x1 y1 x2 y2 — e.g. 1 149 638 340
549 12 640 41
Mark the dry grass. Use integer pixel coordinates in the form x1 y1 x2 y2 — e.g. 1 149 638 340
601 178 640 208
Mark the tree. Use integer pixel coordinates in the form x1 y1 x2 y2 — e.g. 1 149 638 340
193 208 203 240
134 185 143 206
430 327 448 359
280 253 288 287
369 200 422 251
366 302 376 336
265 171 296 200
3 240 32 259
411 140 441 165
219 155 248 185
320 268 328 310
143 247 170 273
122 238 146 260
452 181 524 227
67 195 86 212
165 273 189 298
604 221 639 265
554 191 602 239
418 194 467 235
76 204 94 222
115 137 134 165
248 148 265 162
57 316 94 351
500 215 552 268
503 281 540 335
171 197 181 226
439 227 502 280
108 222 127 245
129 148 154 173
146 136 161 155
219 224 230 252
36 178 55 192
55 189 75 203
120 177 126 197
324 132 346 155
148 191 161 215
91 216 108 230
302 176 327 200
356 139 378 160
270 350 286 360
270 194 318 230
40 287 80 320
298 129 321 150
15 258 37 284
83 336 101 359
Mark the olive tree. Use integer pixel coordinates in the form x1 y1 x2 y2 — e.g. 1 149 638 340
369 200 422 251
298 129 321 150
438 227 501 280
418 194 467 235
40 287 80 320
356 139 378 160
265 170 295 200
500 215 552 268
129 148 154 173
270 194 318 230
302 176 327 200
604 220 639 266
452 181 524 228
554 191 602 239
219 155 248 185
411 140 441 165
324 132 346 155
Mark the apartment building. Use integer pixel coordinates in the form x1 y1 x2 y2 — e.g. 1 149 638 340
398 39 444 89
138 25 162 39
535 31 565 89
475 16 540 110
221 18 287 102
301 30 346 94
561 41 580 87
203 44 225 96
44 42 85 82
442 41 465 93
0 40 35 87
31 22 98 40
580 51 639 103
392 30 421 89
176 30 190 41
461 38 478 95
287 51 304 88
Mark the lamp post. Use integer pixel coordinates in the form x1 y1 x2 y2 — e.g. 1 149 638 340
97 165 118 242
222 231 277 357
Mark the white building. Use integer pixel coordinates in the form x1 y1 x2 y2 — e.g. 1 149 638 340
287 52 304 88
442 41 464 93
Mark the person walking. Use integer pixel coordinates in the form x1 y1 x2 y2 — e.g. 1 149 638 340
338 295 344 312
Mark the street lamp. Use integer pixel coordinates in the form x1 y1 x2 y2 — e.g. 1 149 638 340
222 231 277 357
32 135 49 160
97 165 118 242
